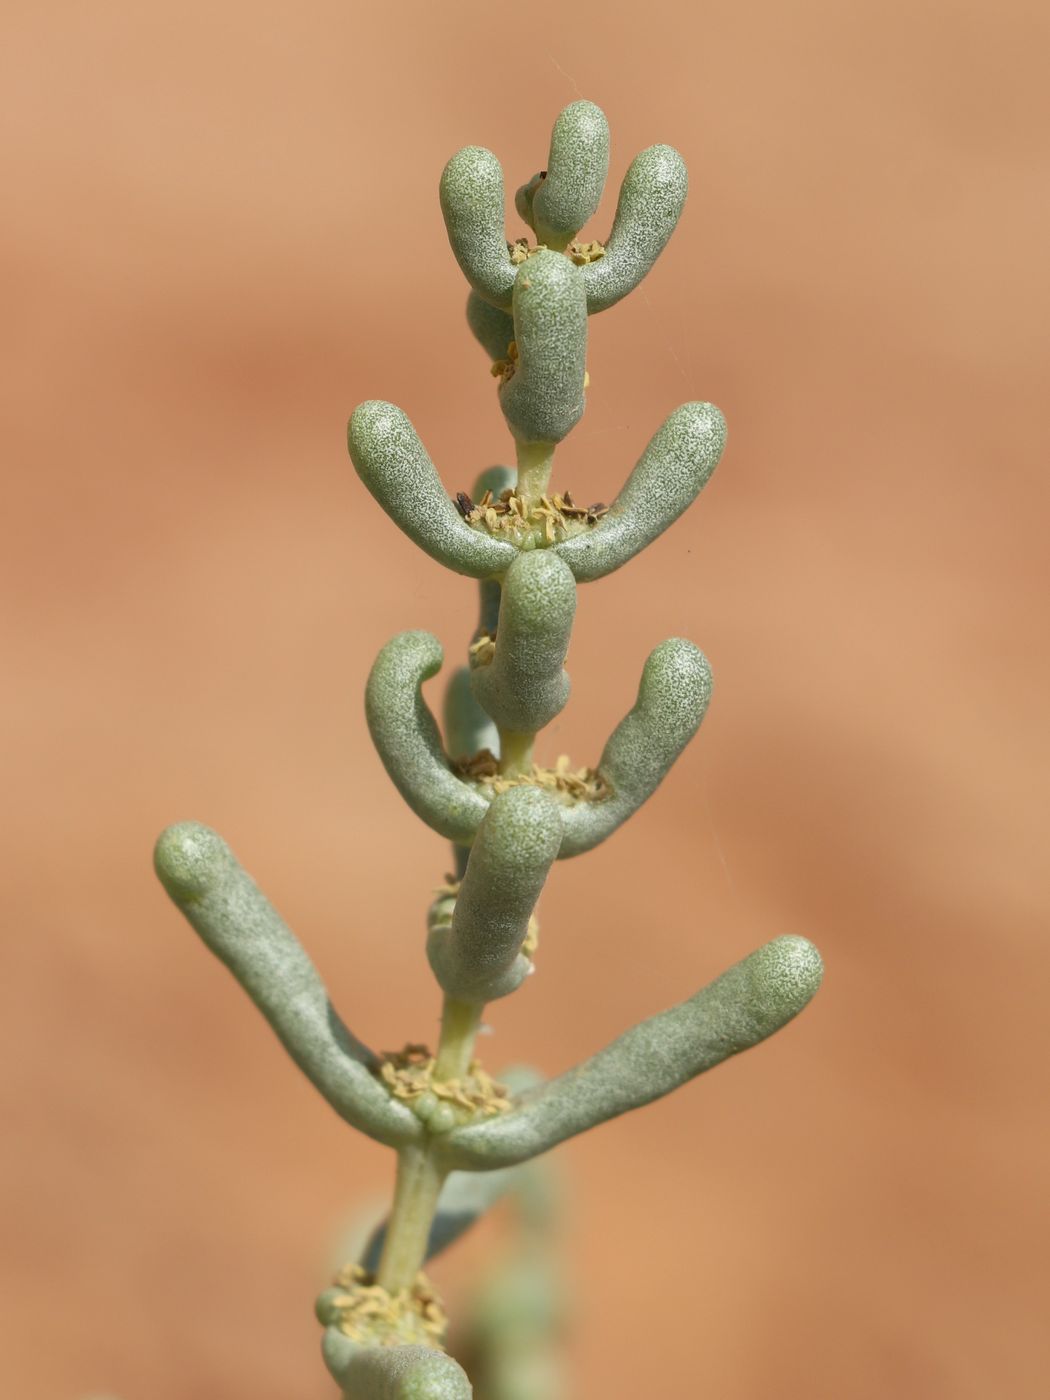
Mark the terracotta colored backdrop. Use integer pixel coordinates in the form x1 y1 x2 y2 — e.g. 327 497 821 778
3 2 1048 1397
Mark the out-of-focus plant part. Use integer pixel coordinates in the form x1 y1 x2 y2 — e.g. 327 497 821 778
155 100 823 1398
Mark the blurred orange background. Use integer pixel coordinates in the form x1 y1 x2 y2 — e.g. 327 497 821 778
3 2 1048 1397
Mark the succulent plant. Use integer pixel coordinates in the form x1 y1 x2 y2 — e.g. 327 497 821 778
154 98 824 1399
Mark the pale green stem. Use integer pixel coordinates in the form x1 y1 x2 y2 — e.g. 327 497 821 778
498 727 535 778
515 440 555 510
375 1142 447 1292
434 996 484 1082
374 999 482 1289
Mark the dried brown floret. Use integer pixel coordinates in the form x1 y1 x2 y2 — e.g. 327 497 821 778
453 748 501 779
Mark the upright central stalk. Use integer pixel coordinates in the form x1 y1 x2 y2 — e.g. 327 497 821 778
375 1142 446 1292
434 996 483 1081
516 439 555 511
497 727 535 778
375 998 483 1293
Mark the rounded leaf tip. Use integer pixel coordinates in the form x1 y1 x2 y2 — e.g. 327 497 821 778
347 399 402 460
153 821 231 901
644 637 713 726
753 935 824 1016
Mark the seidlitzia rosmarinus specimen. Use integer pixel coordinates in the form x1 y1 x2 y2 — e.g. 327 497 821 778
154 98 824 1399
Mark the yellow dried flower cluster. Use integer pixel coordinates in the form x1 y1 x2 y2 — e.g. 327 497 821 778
454 750 610 803
490 338 519 384
377 1043 512 1117
458 483 608 546
567 238 606 265
506 235 606 267
328 1264 447 1348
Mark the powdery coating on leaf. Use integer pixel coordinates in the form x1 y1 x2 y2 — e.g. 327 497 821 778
440 145 516 310
555 402 727 582
532 100 610 246
367 633 708 857
470 551 576 735
582 144 688 313
322 1331 472 1399
348 402 516 579
428 787 562 1003
153 819 232 899
559 638 713 857
438 936 824 1169
365 632 489 844
499 251 587 445
153 822 421 1148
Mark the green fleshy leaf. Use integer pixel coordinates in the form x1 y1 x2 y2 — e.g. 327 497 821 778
427 787 562 1003
555 402 726 582
440 145 516 309
583 144 688 313
532 100 610 249
440 936 824 1168
471 551 576 736
366 632 489 845
153 823 419 1148
348 401 516 579
322 1331 472 1399
560 638 712 857
499 251 587 446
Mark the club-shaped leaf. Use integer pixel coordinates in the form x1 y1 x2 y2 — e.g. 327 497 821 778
555 402 726 582
440 145 516 310
499 250 587 446
348 401 516 579
153 823 420 1149
438 936 824 1168
560 638 712 857
428 787 562 1003
471 550 576 736
366 632 489 845
531 100 610 249
582 144 688 313
322 1330 472 1399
